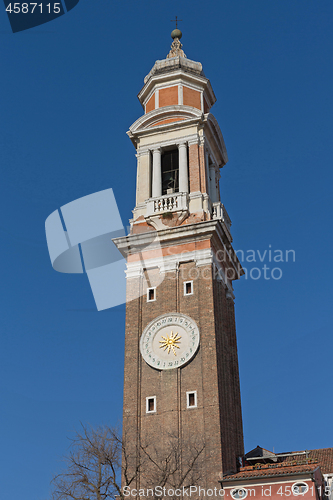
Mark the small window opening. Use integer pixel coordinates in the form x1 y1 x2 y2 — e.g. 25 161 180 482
186 391 197 408
231 489 247 500
161 149 179 195
146 396 156 413
147 288 156 302
184 281 193 296
292 483 309 496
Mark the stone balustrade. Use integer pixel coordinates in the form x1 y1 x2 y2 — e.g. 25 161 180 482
212 202 232 230
146 192 188 217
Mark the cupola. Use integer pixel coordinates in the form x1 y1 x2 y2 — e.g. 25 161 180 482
128 30 231 238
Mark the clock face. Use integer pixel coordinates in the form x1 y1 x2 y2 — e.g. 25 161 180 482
140 313 200 370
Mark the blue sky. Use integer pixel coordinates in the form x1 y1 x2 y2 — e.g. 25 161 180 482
0 1 332 499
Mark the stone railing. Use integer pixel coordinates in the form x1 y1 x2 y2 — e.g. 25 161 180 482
212 202 232 231
146 192 188 217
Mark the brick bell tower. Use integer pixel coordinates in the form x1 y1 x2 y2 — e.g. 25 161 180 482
114 29 244 490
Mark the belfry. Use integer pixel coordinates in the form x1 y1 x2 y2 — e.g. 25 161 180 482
114 29 244 490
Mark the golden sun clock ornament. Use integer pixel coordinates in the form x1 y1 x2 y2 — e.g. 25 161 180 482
140 313 200 370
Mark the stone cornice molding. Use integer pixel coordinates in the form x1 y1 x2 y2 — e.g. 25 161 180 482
113 220 243 280
205 114 228 166
129 110 227 168
144 57 203 84
138 60 216 108
187 137 200 146
135 149 150 157
136 133 199 153
124 247 235 294
204 139 218 171
129 105 203 134
147 77 206 96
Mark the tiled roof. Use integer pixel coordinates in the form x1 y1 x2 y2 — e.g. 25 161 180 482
223 463 319 481
283 449 333 475
223 447 333 482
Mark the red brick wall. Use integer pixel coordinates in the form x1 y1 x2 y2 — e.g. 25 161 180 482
204 96 209 114
122 236 244 490
188 144 201 192
152 117 184 127
183 86 201 110
159 86 178 107
199 143 207 194
146 93 155 113
188 142 208 194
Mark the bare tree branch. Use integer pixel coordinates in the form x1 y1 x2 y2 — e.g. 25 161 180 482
49 424 205 500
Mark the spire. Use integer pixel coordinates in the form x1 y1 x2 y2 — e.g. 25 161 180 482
167 21 187 59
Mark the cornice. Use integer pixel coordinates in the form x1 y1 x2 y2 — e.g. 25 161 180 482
129 105 202 133
113 219 243 278
138 65 215 107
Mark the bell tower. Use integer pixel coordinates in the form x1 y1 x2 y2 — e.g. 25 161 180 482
114 29 244 491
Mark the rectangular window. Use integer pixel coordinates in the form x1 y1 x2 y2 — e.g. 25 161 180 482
186 391 197 408
161 149 179 195
184 281 193 296
146 396 156 413
147 288 156 302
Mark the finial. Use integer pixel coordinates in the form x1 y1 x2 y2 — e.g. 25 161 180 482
171 16 182 29
167 17 186 59
171 28 182 40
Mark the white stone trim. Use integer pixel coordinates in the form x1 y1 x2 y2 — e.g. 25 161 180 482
178 142 189 194
146 192 188 217
129 105 202 133
184 281 193 296
146 396 156 413
143 58 203 84
204 134 219 170
186 391 197 408
136 148 151 158
141 77 207 108
159 260 179 273
147 287 156 302
155 89 159 109
115 220 242 283
125 265 144 279
230 488 248 500
140 133 199 153
223 478 315 490
206 114 228 164
152 148 162 198
178 84 183 105
144 88 156 112
125 247 234 294
189 191 204 201
139 66 210 102
187 137 200 146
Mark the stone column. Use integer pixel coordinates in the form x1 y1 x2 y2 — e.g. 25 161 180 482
209 164 217 202
152 148 162 198
178 142 188 193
